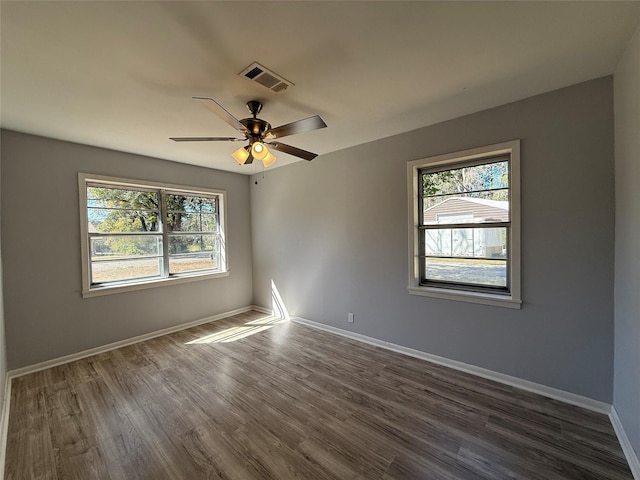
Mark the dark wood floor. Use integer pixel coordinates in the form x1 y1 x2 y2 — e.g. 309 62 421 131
5 310 633 479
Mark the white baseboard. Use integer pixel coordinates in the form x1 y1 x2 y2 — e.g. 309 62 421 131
0 373 11 480
291 316 611 415
8 306 261 379
610 407 640 479
251 304 273 315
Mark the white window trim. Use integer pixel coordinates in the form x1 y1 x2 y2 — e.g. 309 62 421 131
407 140 521 309
79 173 230 298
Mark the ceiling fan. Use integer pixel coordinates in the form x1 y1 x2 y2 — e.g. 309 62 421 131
170 97 327 167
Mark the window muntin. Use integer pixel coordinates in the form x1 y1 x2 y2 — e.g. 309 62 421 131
419 157 510 292
81 175 227 295
407 141 521 307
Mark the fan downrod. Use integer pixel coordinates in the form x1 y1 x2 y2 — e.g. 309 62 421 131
246 100 262 118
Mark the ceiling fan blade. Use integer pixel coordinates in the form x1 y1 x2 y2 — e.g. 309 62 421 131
266 115 327 139
267 142 318 161
170 137 245 142
192 97 250 135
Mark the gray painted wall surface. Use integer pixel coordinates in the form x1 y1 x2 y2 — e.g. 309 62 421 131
1 130 253 369
614 25 640 457
0 150 7 427
251 77 615 402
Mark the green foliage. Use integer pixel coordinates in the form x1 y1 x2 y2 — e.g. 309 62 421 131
423 170 455 196
422 161 509 201
88 187 218 257
89 187 159 233
93 235 160 257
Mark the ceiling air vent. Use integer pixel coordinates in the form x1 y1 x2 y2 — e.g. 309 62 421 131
239 62 293 93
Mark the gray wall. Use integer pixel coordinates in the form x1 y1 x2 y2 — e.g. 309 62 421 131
0 149 7 427
1 130 253 369
251 77 615 403
614 24 640 457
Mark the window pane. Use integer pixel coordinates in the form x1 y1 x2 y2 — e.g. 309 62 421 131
424 227 507 259
166 194 216 213
422 160 508 196
165 194 218 234
169 253 217 274
168 234 216 255
88 208 160 233
87 186 159 210
425 257 507 288
91 257 162 284
166 212 217 233
426 229 452 256
90 235 162 260
87 187 159 233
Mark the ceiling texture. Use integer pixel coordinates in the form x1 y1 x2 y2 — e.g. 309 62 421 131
1 1 639 174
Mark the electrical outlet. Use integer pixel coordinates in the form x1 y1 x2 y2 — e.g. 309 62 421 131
348 313 354 323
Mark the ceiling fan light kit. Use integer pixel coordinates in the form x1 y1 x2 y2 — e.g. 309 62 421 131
171 97 327 168
262 150 277 168
251 142 269 160
232 146 250 165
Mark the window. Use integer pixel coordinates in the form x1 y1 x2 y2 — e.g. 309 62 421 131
79 174 228 297
407 141 521 308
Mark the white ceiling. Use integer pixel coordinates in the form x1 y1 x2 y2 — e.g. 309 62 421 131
1 1 639 174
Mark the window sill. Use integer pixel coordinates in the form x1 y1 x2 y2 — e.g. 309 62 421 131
408 286 522 309
82 270 230 298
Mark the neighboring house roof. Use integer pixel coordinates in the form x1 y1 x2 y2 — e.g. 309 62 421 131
448 197 508 210
424 197 509 223
424 196 508 212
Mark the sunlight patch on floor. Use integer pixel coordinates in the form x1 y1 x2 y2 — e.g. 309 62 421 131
187 280 292 344
186 316 288 344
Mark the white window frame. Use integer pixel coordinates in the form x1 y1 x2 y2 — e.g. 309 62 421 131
407 140 521 309
79 173 229 298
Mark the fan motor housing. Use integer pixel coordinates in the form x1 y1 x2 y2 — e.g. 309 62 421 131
240 118 271 139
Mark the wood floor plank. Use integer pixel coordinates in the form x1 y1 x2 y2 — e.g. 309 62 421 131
95 413 174 480
297 436 369 480
481 416 632 479
5 388 58 480
180 419 266 480
489 413 630 473
455 442 564 480
54 438 112 480
124 406 208 479
231 420 336 480
384 450 485 480
5 310 633 479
